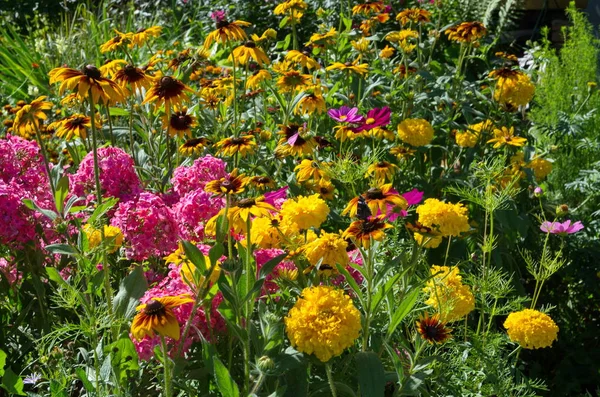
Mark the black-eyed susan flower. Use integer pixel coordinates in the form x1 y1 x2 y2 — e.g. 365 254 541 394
396 8 431 25
312 178 335 200
274 0 308 22
365 161 398 184
445 21 487 43
417 313 452 344
49 64 126 105
503 309 559 349
130 26 162 47
326 59 368 76
83 224 124 253
247 176 276 190
285 286 361 362
204 19 251 48
275 123 316 157
390 145 416 160
343 185 407 218
167 48 192 70
352 1 385 16
179 137 210 156
164 106 196 138
486 126 527 149
12 96 53 137
229 196 276 223
295 91 326 115
295 159 327 182
307 27 338 47
250 28 278 43
142 75 193 115
215 135 257 157
100 29 132 53
342 215 393 248
230 41 270 67
205 168 247 196
285 50 320 70
246 69 272 90
276 70 312 92
379 45 395 59
113 64 153 95
130 295 194 341
53 114 101 140
99 59 128 78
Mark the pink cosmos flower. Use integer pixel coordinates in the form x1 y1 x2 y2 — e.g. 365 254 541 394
540 220 584 235
327 106 364 124
385 188 424 221
355 106 391 132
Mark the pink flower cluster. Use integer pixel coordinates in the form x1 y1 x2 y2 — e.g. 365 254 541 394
0 257 20 286
254 248 297 295
173 189 224 241
171 155 227 197
111 192 179 261
70 147 142 204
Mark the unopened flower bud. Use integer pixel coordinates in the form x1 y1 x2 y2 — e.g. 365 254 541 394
556 204 569 217
534 187 543 197
257 355 275 372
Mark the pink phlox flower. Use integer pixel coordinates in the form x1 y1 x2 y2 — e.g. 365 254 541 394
540 220 584 235
210 9 226 23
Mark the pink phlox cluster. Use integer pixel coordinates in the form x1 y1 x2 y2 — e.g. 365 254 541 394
171 155 227 197
173 189 225 241
254 248 297 296
263 186 288 210
70 147 142 204
0 257 21 286
0 182 38 248
111 192 179 261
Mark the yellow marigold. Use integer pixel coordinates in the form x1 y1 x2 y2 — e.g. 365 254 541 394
280 194 330 230
455 131 478 148
416 199 470 237
397 118 435 147
503 309 559 349
285 286 361 362
526 157 552 181
249 216 298 249
423 265 475 322
302 232 348 267
493 72 535 108
83 224 124 254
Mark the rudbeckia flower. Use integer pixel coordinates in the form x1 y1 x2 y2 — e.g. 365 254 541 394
130 295 194 341
342 215 393 248
49 64 126 105
142 75 193 115
229 41 270 66
204 19 251 48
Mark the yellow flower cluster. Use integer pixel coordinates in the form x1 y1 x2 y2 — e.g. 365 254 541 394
526 157 553 181
494 72 535 108
280 194 329 230
455 130 478 148
302 232 348 267
416 198 470 237
397 118 435 147
423 265 475 322
285 286 361 362
83 224 124 253
504 309 559 349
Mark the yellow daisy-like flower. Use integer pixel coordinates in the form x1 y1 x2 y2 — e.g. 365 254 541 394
307 27 337 47
99 59 128 78
276 70 312 92
53 114 101 140
365 161 398 184
486 126 527 149
285 50 320 70
326 60 369 76
285 286 361 362
295 159 327 182
164 106 197 138
445 21 487 43
397 118 435 147
504 309 559 349
302 232 348 267
130 26 162 48
492 69 535 108
215 135 257 157
396 8 431 25
274 0 308 17
179 137 210 156
204 19 251 48
343 185 408 218
295 92 326 115
180 255 221 288
205 169 247 196
113 64 153 95
246 69 272 90
100 29 132 53
342 215 393 248
423 265 475 322
311 178 335 200
83 224 124 253
416 198 470 237
526 157 553 181
379 45 395 59
275 123 316 157
12 96 53 137
230 41 270 67
130 296 194 341
49 65 126 105
280 194 329 230
247 176 276 190
352 1 385 16
351 37 370 54
390 145 416 160
142 75 193 115
206 197 275 236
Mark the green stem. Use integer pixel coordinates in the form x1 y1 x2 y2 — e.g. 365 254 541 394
325 363 338 397
32 122 57 206
160 335 173 397
244 216 253 393
104 104 115 146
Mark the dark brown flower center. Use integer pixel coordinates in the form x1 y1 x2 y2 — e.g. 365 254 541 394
216 19 230 29
160 76 177 90
360 218 383 233
171 113 192 130
183 138 205 148
237 198 256 208
70 117 85 126
366 188 384 200
144 299 165 315
256 177 271 184
83 65 102 80
244 41 257 48
230 137 248 145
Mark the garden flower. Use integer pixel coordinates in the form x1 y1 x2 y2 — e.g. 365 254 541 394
229 197 276 223
273 0 307 20
12 96 52 137
280 194 329 230
247 176 276 190
142 75 193 115
99 59 127 78
275 123 316 157
285 286 361 362
285 50 320 70
390 145 416 160
455 130 479 148
83 224 124 253
397 118 435 147
0 182 38 249
229 41 270 66
379 45 395 58
352 1 385 16
307 27 337 46
205 168 247 195
129 25 162 47
504 309 559 349
342 215 393 248
365 161 398 183
100 29 132 53
296 92 326 115
302 232 349 267
540 220 584 235
0 258 20 286
343 185 408 218
178 252 221 288
113 64 153 95
312 178 335 200
49 64 125 104
445 21 487 43
423 265 475 322
250 217 288 249
276 70 312 92
526 157 552 180
164 106 196 138
215 135 257 157
416 198 470 237
328 106 364 124
326 59 369 76
52 114 99 140
171 155 227 196
203 19 251 48
355 106 391 132
417 313 451 344
246 69 272 89
179 138 210 156
130 295 194 341
490 68 535 108
414 232 443 248
487 126 527 148
396 8 431 25
173 189 224 241
295 159 327 182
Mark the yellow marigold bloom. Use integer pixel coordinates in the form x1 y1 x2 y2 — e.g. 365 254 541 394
423 265 475 322
455 131 479 148
352 1 385 16
307 27 337 46
246 69 272 90
142 75 193 115
49 65 125 105
302 232 348 267
100 29 132 53
83 224 123 253
365 161 398 184
229 41 270 67
295 92 326 115
397 118 435 147
204 19 251 48
285 50 320 70
295 159 327 182
504 309 559 349
342 215 393 248
12 96 53 137
487 126 527 149
445 21 487 43
326 60 368 76
526 157 553 181
416 198 470 237
249 216 291 249
215 135 257 157
379 45 395 59
396 8 431 25
285 286 361 362
130 296 194 341
414 232 443 248
492 70 535 108
276 70 312 92
130 26 162 47
280 194 329 230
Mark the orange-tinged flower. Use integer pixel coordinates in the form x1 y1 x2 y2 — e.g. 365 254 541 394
246 69 272 89
215 135 257 157
164 106 197 138
130 295 194 341
53 113 101 140
396 8 431 25
205 168 247 196
179 137 210 156
343 184 407 218
352 1 385 16
285 50 320 70
130 26 162 48
445 21 487 43
204 19 251 48
49 65 126 105
417 313 452 344
100 29 132 53
229 41 270 67
12 96 53 137
342 215 393 248
326 60 368 76
276 70 312 92
113 64 153 95
142 75 193 115
486 126 527 149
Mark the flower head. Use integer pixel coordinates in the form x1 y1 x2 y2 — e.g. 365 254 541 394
280 194 329 230
397 118 435 147
486 126 527 149
131 295 194 341
355 107 391 132
142 75 193 115
416 199 470 237
328 106 364 124
302 232 349 267
285 286 361 362
49 65 125 104
423 265 475 322
504 309 559 349
342 215 393 248
204 19 251 48
445 21 487 43
540 220 584 235
417 313 452 344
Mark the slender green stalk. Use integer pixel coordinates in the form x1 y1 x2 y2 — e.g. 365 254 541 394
32 122 57 204
160 335 173 397
243 216 253 393
325 363 338 397
104 103 115 146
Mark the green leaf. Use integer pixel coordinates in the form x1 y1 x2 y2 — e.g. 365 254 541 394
0 349 6 376
75 367 95 392
387 288 420 336
182 240 207 273
87 197 119 225
279 16 289 29
54 176 69 215
22 199 57 221
213 357 240 397
1 367 25 395
108 336 139 382
45 244 79 256
113 266 148 319
258 253 287 279
355 352 385 397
